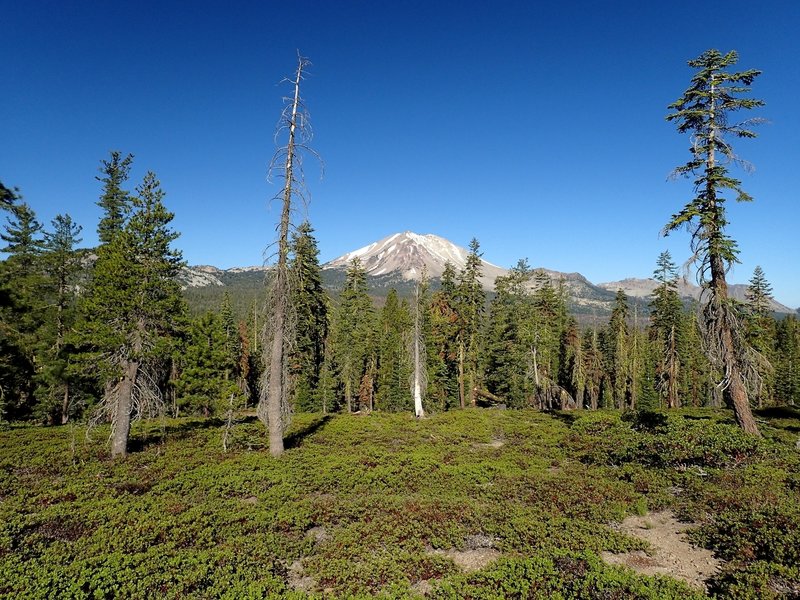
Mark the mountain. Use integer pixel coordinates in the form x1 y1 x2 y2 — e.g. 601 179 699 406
323 232 507 288
323 232 623 318
179 231 794 321
598 277 794 314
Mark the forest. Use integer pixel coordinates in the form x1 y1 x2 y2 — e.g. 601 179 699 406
1 49 800 598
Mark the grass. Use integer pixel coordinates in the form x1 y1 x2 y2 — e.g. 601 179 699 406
1 407 799 598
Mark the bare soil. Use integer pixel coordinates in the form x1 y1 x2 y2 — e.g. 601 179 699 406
601 510 722 591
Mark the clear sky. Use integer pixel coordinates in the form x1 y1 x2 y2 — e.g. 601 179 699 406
3 1 799 307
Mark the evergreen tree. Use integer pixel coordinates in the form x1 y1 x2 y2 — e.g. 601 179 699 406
329 258 374 412
376 289 412 411
665 49 764 435
176 311 238 416
0 200 45 419
483 259 534 407
36 214 84 423
288 222 328 412
581 328 603 410
79 169 186 457
745 266 775 352
559 318 584 408
427 262 460 410
456 238 484 407
649 251 684 408
96 151 134 245
774 316 800 405
745 266 775 407
604 290 630 409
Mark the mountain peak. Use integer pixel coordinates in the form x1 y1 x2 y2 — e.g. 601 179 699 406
323 231 505 287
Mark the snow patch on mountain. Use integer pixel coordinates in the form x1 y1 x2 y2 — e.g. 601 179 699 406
323 231 506 288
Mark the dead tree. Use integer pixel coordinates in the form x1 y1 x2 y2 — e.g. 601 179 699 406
411 276 428 417
259 54 319 457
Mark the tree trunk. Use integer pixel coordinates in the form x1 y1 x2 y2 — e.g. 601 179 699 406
457 342 465 409
267 289 286 457
112 358 138 458
60 384 70 425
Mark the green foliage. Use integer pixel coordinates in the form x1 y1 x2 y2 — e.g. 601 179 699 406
176 311 239 416
376 289 412 411
664 49 764 274
3 409 797 597
328 258 375 412
288 222 329 412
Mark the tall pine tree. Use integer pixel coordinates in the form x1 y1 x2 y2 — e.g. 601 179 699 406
665 49 764 434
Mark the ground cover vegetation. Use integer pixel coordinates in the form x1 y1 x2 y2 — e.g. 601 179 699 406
2 50 799 596
1 408 799 598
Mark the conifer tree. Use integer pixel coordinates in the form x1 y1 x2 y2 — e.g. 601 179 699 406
665 49 764 435
36 214 83 423
582 329 603 410
456 238 484 407
745 266 775 406
176 311 238 416
96 151 133 245
427 262 460 410
745 266 775 352
0 200 45 419
484 259 534 407
80 169 186 457
330 258 374 412
604 290 630 409
649 251 684 408
288 222 328 412
774 316 800 405
376 289 412 411
559 318 585 408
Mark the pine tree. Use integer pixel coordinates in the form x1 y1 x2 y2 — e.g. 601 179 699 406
649 251 684 408
665 49 764 435
582 328 603 410
376 289 412 411
604 290 630 410
427 262 460 410
745 265 775 406
36 214 84 423
0 200 45 419
483 259 534 407
774 316 800 405
288 222 328 412
456 238 484 407
176 311 238 416
330 258 374 412
96 151 134 245
79 169 186 457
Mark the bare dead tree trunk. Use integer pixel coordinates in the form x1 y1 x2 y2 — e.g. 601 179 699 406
260 55 311 457
412 280 426 417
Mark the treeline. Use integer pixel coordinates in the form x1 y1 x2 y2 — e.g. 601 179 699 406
2 162 798 433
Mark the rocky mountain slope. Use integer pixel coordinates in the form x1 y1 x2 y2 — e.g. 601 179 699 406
598 277 793 314
180 232 794 319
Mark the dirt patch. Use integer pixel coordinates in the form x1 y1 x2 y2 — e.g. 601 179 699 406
602 510 722 591
306 525 328 544
286 559 315 592
427 534 501 573
472 439 505 450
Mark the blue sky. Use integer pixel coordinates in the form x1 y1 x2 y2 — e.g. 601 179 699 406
3 1 799 307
